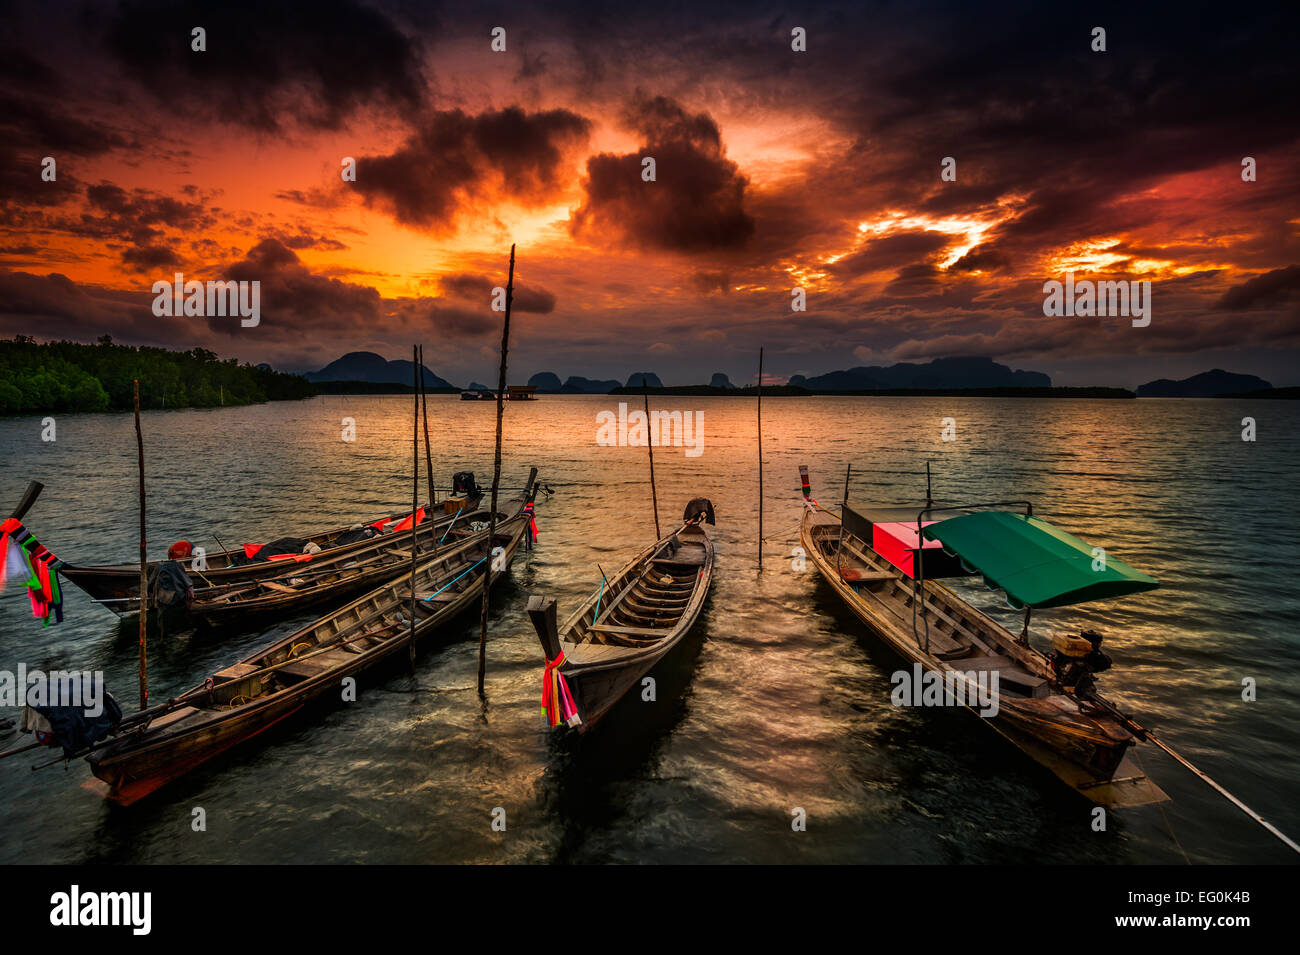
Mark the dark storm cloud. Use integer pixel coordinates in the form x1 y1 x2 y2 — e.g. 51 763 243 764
353 107 591 231
217 239 382 338
0 49 132 205
53 182 217 268
829 231 952 278
214 240 508 345
692 270 731 294
570 95 754 252
103 0 424 131
0 49 132 158
272 230 348 252
1215 266 1300 310
439 273 557 313
0 269 158 340
526 2 1297 280
951 245 1012 274
84 184 213 234
122 244 183 271
388 298 498 339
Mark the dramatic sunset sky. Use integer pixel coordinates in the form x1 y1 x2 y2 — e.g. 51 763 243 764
2 0 1298 387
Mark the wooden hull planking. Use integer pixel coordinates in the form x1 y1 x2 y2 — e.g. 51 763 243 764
83 489 534 805
59 494 483 609
800 505 1167 807
543 518 714 734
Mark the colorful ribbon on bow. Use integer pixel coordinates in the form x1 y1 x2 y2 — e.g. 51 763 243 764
0 517 66 627
523 502 538 547
542 652 581 728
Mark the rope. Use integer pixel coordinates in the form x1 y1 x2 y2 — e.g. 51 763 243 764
1131 751 1190 863
421 557 487 601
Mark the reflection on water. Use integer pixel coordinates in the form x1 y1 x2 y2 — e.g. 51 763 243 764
0 395 1296 863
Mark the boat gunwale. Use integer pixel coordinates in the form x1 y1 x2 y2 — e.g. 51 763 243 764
87 498 535 775
799 504 1141 755
555 524 713 676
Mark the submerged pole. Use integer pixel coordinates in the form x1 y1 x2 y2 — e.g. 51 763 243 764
419 344 436 505
757 347 763 572
643 381 661 541
843 463 851 507
478 243 515 695
409 345 419 669
133 379 148 710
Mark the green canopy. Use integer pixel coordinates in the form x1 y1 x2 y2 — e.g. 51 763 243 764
921 512 1159 609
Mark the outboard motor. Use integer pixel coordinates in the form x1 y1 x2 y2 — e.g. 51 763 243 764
683 498 716 525
1050 629 1112 696
453 471 480 498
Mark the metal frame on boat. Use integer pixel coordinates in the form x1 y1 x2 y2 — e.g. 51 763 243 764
798 465 1169 807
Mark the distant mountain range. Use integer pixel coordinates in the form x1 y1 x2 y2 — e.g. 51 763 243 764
1136 369 1272 397
305 351 454 388
298 353 1281 399
788 357 1051 390
526 372 650 393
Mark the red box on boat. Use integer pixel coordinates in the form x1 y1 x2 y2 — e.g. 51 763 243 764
872 521 944 577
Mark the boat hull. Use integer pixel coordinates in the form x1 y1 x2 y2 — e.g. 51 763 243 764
59 495 481 611
542 514 714 735
799 505 1167 807
83 488 535 805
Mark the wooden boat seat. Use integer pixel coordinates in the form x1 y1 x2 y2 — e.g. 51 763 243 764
310 648 360 667
950 655 1050 697
213 663 259 684
838 569 894 584
277 657 334 680
415 590 456 609
589 623 673 640
652 554 705 568
147 706 201 731
565 642 649 664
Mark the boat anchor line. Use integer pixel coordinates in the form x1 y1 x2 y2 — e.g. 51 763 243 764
1083 690 1300 856
798 463 1300 854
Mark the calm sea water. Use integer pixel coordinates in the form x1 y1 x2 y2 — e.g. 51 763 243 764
0 395 1296 864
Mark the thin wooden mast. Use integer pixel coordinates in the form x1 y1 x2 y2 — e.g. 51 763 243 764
408 345 419 669
419 344 436 506
478 244 515 694
757 347 763 571
643 381 661 541
133 379 148 710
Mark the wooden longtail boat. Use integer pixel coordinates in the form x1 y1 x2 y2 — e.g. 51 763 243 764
176 498 503 630
529 499 715 733
78 475 539 806
798 466 1169 807
53 482 483 614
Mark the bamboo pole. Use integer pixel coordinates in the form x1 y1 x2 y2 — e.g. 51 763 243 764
643 381 661 541
409 346 419 669
1084 693 1300 856
133 379 148 710
757 347 763 571
478 244 514 694
419 344 436 506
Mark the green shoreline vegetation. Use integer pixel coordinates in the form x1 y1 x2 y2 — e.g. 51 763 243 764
0 336 315 415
